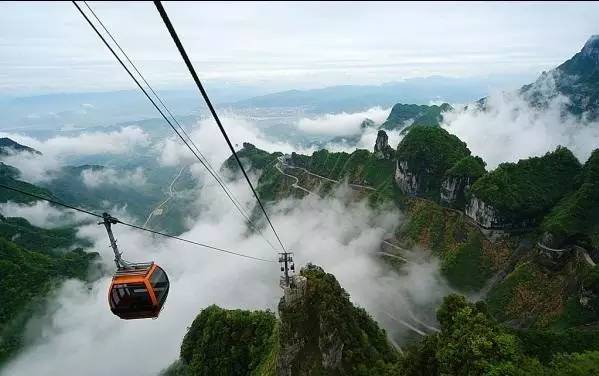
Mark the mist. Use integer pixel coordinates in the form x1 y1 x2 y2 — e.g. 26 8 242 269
2 175 449 375
295 107 391 136
81 167 147 188
0 201 90 229
0 126 150 182
442 74 599 168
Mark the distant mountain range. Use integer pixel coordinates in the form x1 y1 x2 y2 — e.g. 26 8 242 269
231 75 532 113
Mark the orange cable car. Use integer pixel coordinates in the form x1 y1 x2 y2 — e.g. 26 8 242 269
108 262 169 320
101 213 170 320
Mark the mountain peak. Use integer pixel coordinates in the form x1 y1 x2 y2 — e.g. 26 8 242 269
581 34 599 62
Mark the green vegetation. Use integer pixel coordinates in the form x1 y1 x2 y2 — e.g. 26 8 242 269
0 167 55 204
400 103 454 134
0 163 98 365
0 138 40 156
279 264 398 375
516 328 599 364
542 149 599 249
522 35 599 119
443 155 487 208
486 257 596 329
170 305 277 376
0 236 97 363
224 143 281 173
442 230 492 291
401 295 535 376
166 265 399 375
0 215 91 252
396 127 471 199
380 103 452 131
290 148 396 202
43 165 162 223
401 199 504 292
470 146 582 223
445 155 486 180
401 294 599 376
380 103 432 130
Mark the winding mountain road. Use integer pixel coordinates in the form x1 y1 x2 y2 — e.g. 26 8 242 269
277 156 376 192
274 159 315 196
143 165 186 228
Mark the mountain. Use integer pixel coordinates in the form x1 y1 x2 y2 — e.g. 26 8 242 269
0 211 97 364
521 35 599 119
164 265 599 376
0 163 55 205
395 127 471 199
467 147 582 229
380 103 453 132
163 264 399 376
232 76 520 113
0 138 40 156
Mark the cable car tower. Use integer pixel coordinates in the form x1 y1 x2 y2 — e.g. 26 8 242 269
279 251 295 288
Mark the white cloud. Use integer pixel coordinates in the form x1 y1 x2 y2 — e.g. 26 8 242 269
442 76 599 169
81 167 147 188
0 201 91 229
2 2 599 94
3 182 449 376
325 126 404 153
295 107 390 136
158 115 316 168
0 127 151 182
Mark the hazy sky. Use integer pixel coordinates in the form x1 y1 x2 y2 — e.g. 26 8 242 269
1 1 598 95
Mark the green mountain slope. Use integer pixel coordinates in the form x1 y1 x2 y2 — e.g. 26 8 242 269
0 234 97 364
163 265 398 376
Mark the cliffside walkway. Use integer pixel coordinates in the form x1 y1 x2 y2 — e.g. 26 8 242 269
537 242 596 267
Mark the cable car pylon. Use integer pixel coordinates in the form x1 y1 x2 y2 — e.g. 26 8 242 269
279 251 295 288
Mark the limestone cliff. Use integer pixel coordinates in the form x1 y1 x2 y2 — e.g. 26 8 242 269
440 155 486 208
373 130 394 160
394 127 471 199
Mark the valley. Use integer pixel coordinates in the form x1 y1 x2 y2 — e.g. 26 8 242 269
0 17 598 376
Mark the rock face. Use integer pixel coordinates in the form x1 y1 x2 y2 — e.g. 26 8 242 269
373 130 393 160
465 196 503 229
440 175 476 207
395 160 419 195
440 176 462 204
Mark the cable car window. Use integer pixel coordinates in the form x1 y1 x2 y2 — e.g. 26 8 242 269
150 267 169 305
111 283 153 312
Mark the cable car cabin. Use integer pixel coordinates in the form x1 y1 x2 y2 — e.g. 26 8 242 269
108 262 169 320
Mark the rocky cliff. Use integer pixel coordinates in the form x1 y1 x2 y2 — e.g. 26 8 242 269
464 195 504 229
277 264 397 375
164 264 398 376
440 155 486 208
373 130 394 160
395 127 471 199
